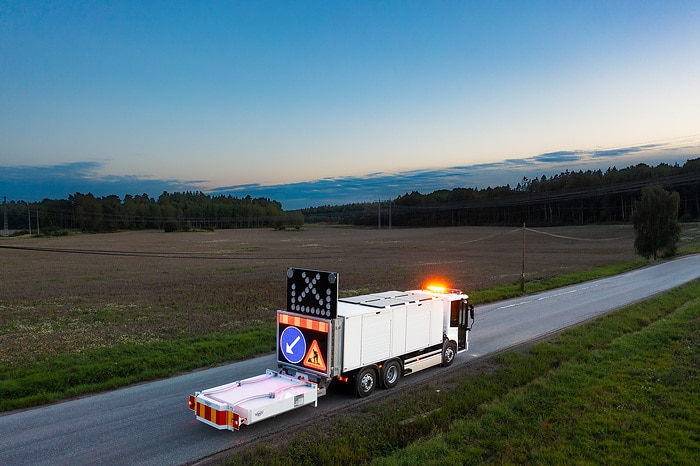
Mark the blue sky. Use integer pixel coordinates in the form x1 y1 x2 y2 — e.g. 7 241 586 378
1 1 699 210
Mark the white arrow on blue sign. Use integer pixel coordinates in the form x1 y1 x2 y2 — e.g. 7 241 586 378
280 326 306 364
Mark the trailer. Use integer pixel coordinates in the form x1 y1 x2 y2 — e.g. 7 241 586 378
188 267 474 430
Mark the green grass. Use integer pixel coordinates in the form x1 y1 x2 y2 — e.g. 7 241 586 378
0 326 275 411
679 241 700 255
470 259 647 304
233 279 699 465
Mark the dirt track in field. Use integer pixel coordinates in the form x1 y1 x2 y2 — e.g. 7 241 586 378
0 224 647 365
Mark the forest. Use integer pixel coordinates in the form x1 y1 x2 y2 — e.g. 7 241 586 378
2 191 303 233
302 159 700 227
2 158 699 234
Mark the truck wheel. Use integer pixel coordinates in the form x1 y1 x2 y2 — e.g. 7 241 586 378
355 367 377 397
441 341 457 367
381 359 402 389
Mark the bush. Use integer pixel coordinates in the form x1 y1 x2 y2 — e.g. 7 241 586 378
163 219 179 232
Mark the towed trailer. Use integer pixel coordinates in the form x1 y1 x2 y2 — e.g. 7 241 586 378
189 268 474 431
189 370 318 430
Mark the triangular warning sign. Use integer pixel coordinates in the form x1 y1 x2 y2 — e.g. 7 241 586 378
303 340 327 372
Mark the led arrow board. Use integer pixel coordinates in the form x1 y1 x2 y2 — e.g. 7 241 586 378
277 311 331 377
286 268 338 319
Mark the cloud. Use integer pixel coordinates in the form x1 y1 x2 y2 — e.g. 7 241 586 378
2 140 697 210
532 151 584 163
2 161 101 180
591 143 664 158
0 162 202 202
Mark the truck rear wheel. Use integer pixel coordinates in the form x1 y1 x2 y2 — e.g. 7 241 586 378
441 340 457 367
381 359 402 389
355 367 378 397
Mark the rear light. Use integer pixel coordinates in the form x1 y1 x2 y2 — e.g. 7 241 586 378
188 395 196 411
232 412 241 430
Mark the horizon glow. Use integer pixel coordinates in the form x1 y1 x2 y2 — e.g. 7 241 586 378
1 1 699 209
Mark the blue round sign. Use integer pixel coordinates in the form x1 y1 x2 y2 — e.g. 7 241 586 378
280 326 306 364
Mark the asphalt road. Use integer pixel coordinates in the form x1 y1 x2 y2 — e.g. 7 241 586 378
2 254 699 466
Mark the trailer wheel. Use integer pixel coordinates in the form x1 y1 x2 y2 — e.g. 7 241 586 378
355 367 377 397
441 341 457 367
381 359 402 389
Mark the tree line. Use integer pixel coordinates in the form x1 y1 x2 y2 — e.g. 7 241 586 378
302 159 700 227
3 191 304 233
3 158 699 234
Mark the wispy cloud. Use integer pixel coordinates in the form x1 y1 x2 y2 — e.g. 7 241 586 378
2 161 101 180
0 162 198 202
2 140 697 209
532 151 584 163
590 144 664 158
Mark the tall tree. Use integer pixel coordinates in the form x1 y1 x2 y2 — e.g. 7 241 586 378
631 185 681 260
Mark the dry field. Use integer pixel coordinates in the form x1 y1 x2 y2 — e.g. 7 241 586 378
0 224 681 367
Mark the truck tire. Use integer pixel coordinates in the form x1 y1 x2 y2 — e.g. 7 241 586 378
355 367 378 397
441 340 457 367
381 359 402 389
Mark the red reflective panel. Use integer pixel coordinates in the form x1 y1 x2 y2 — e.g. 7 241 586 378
216 409 227 425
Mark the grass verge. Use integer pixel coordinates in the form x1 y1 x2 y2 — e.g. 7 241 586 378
469 259 647 304
232 278 699 465
0 326 275 411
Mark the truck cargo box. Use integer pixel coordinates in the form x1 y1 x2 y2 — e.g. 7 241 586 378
337 291 444 372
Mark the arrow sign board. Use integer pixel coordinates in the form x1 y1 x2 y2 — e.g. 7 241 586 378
277 311 331 377
279 326 306 364
286 268 338 319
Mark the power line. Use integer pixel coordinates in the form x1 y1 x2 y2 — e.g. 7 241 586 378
524 227 632 242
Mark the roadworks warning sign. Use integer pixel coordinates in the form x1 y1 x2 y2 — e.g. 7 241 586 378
303 340 327 372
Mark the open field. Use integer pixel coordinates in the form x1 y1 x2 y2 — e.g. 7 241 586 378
1 224 698 369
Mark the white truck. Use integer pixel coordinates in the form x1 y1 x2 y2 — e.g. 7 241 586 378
188 267 474 431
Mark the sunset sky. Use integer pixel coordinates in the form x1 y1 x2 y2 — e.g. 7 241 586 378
2 1 699 209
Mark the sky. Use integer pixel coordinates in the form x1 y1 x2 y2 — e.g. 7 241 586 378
1 1 699 210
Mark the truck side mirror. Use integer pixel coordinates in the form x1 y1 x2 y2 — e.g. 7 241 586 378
469 304 475 320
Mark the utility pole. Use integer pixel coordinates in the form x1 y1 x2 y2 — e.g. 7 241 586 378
3 196 7 237
520 223 526 292
36 205 40 236
378 199 381 229
388 201 392 229
28 203 32 235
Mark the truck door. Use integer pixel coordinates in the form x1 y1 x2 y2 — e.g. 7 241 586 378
450 300 469 351
450 299 472 351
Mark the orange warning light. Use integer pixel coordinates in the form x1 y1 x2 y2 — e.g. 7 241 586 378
425 276 449 293
426 284 447 293
424 278 462 294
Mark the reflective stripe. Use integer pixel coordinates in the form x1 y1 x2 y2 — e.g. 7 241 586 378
278 313 329 333
195 401 228 426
